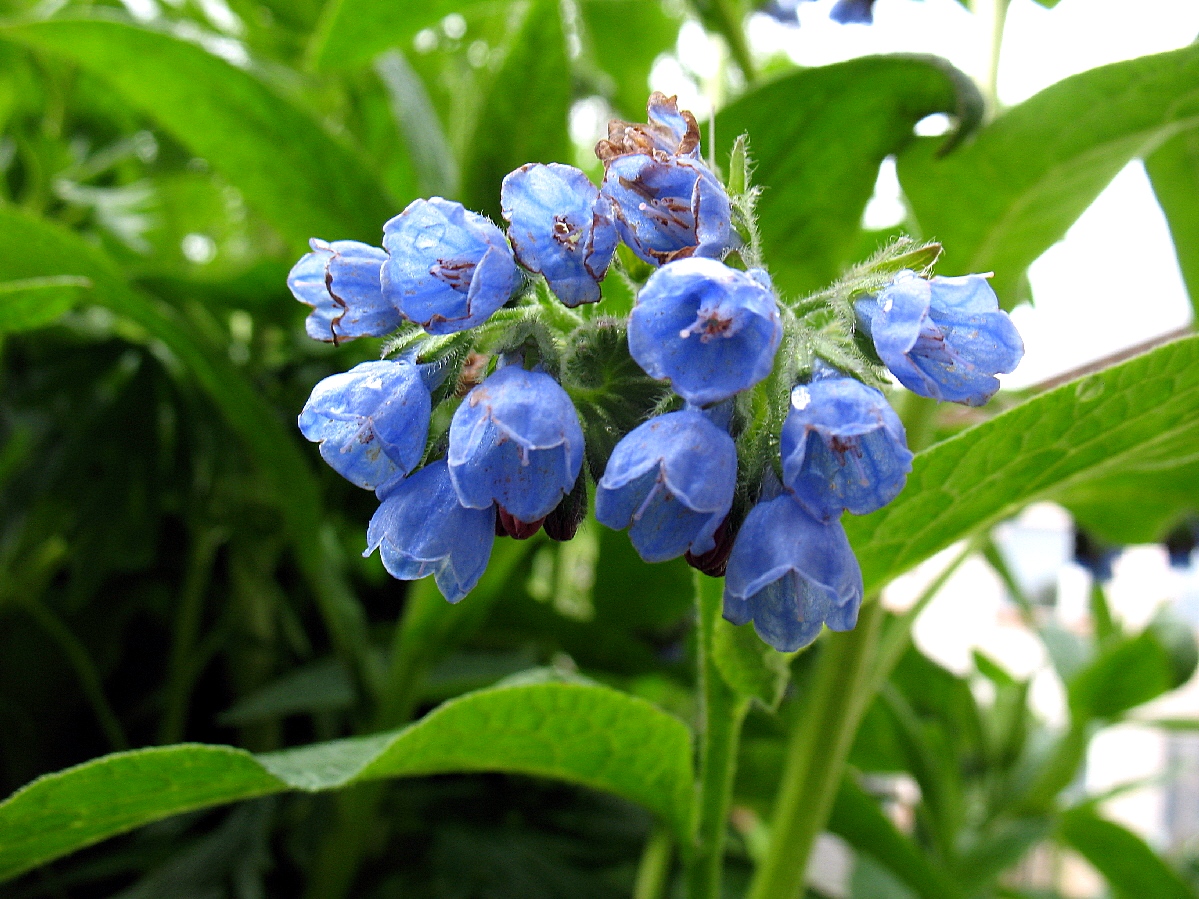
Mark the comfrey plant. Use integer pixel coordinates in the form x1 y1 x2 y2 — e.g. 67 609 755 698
291 92 1023 652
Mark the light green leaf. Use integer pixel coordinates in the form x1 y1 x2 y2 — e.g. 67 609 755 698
1058 806 1198 899
712 617 790 710
4 17 398 248
306 0 502 72
0 681 694 882
898 44 1199 307
0 276 91 333
1147 127 1199 317
579 0 680 120
829 776 963 899
848 337 1199 593
459 0 571 221
715 54 982 298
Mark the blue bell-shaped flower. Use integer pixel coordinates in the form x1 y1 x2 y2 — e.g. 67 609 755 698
288 239 401 343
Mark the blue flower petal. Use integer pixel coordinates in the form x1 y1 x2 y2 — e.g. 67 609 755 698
288 239 400 343
600 154 735 266
501 163 617 307
448 365 585 523
381 197 520 335
860 271 1024 406
781 374 912 520
723 494 863 651
629 258 782 405
595 409 737 562
298 359 432 489
830 0 875 24
365 461 495 603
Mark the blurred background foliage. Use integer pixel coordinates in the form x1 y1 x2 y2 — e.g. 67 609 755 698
0 0 1197 897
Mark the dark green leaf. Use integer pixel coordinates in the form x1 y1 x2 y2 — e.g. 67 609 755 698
1058 806 1197 899
459 0 571 220
4 17 399 248
847 336 1199 593
715 54 982 298
0 681 694 881
1061 455 1199 544
1147 127 1199 316
898 44 1199 306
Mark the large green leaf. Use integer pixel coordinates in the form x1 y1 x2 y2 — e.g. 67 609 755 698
580 0 680 120
715 54 982 298
847 336 1199 592
1147 127 1199 317
898 44 1199 306
0 276 90 333
1058 807 1198 899
1061 455 1199 544
0 681 694 881
459 0 571 221
4 17 398 248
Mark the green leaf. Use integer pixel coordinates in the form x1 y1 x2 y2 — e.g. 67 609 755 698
847 336 1199 593
898 44 1199 307
829 776 963 899
459 0 571 221
1061 454 1199 544
1058 806 1198 899
4 17 398 248
307 0 501 72
0 681 694 882
715 54 982 298
0 276 90 333
579 0 680 120
1147 127 1199 317
712 617 790 710
1069 616 1199 720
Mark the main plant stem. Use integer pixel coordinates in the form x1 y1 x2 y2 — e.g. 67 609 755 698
747 599 884 899
686 571 750 899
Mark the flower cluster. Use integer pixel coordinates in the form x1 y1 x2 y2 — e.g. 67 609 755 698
291 93 1023 650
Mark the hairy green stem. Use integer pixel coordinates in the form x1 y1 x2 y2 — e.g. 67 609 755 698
686 571 751 899
746 600 885 899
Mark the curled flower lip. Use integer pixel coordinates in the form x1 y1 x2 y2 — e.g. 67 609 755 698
448 365 585 524
298 358 432 490
858 270 1024 406
288 239 400 343
781 373 912 521
365 461 495 604
596 409 737 562
595 91 701 163
381 197 520 335
629 258 781 405
723 493 863 652
501 163 617 307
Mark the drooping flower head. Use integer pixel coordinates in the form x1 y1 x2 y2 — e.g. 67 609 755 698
501 163 618 307
596 94 735 265
723 491 864 652
596 409 737 563
288 239 401 343
448 364 585 525
381 197 520 335
857 270 1024 406
298 359 432 490
365 460 495 603
780 371 912 521
629 258 781 405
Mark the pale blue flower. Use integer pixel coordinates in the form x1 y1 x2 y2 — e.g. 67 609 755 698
288 239 400 343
